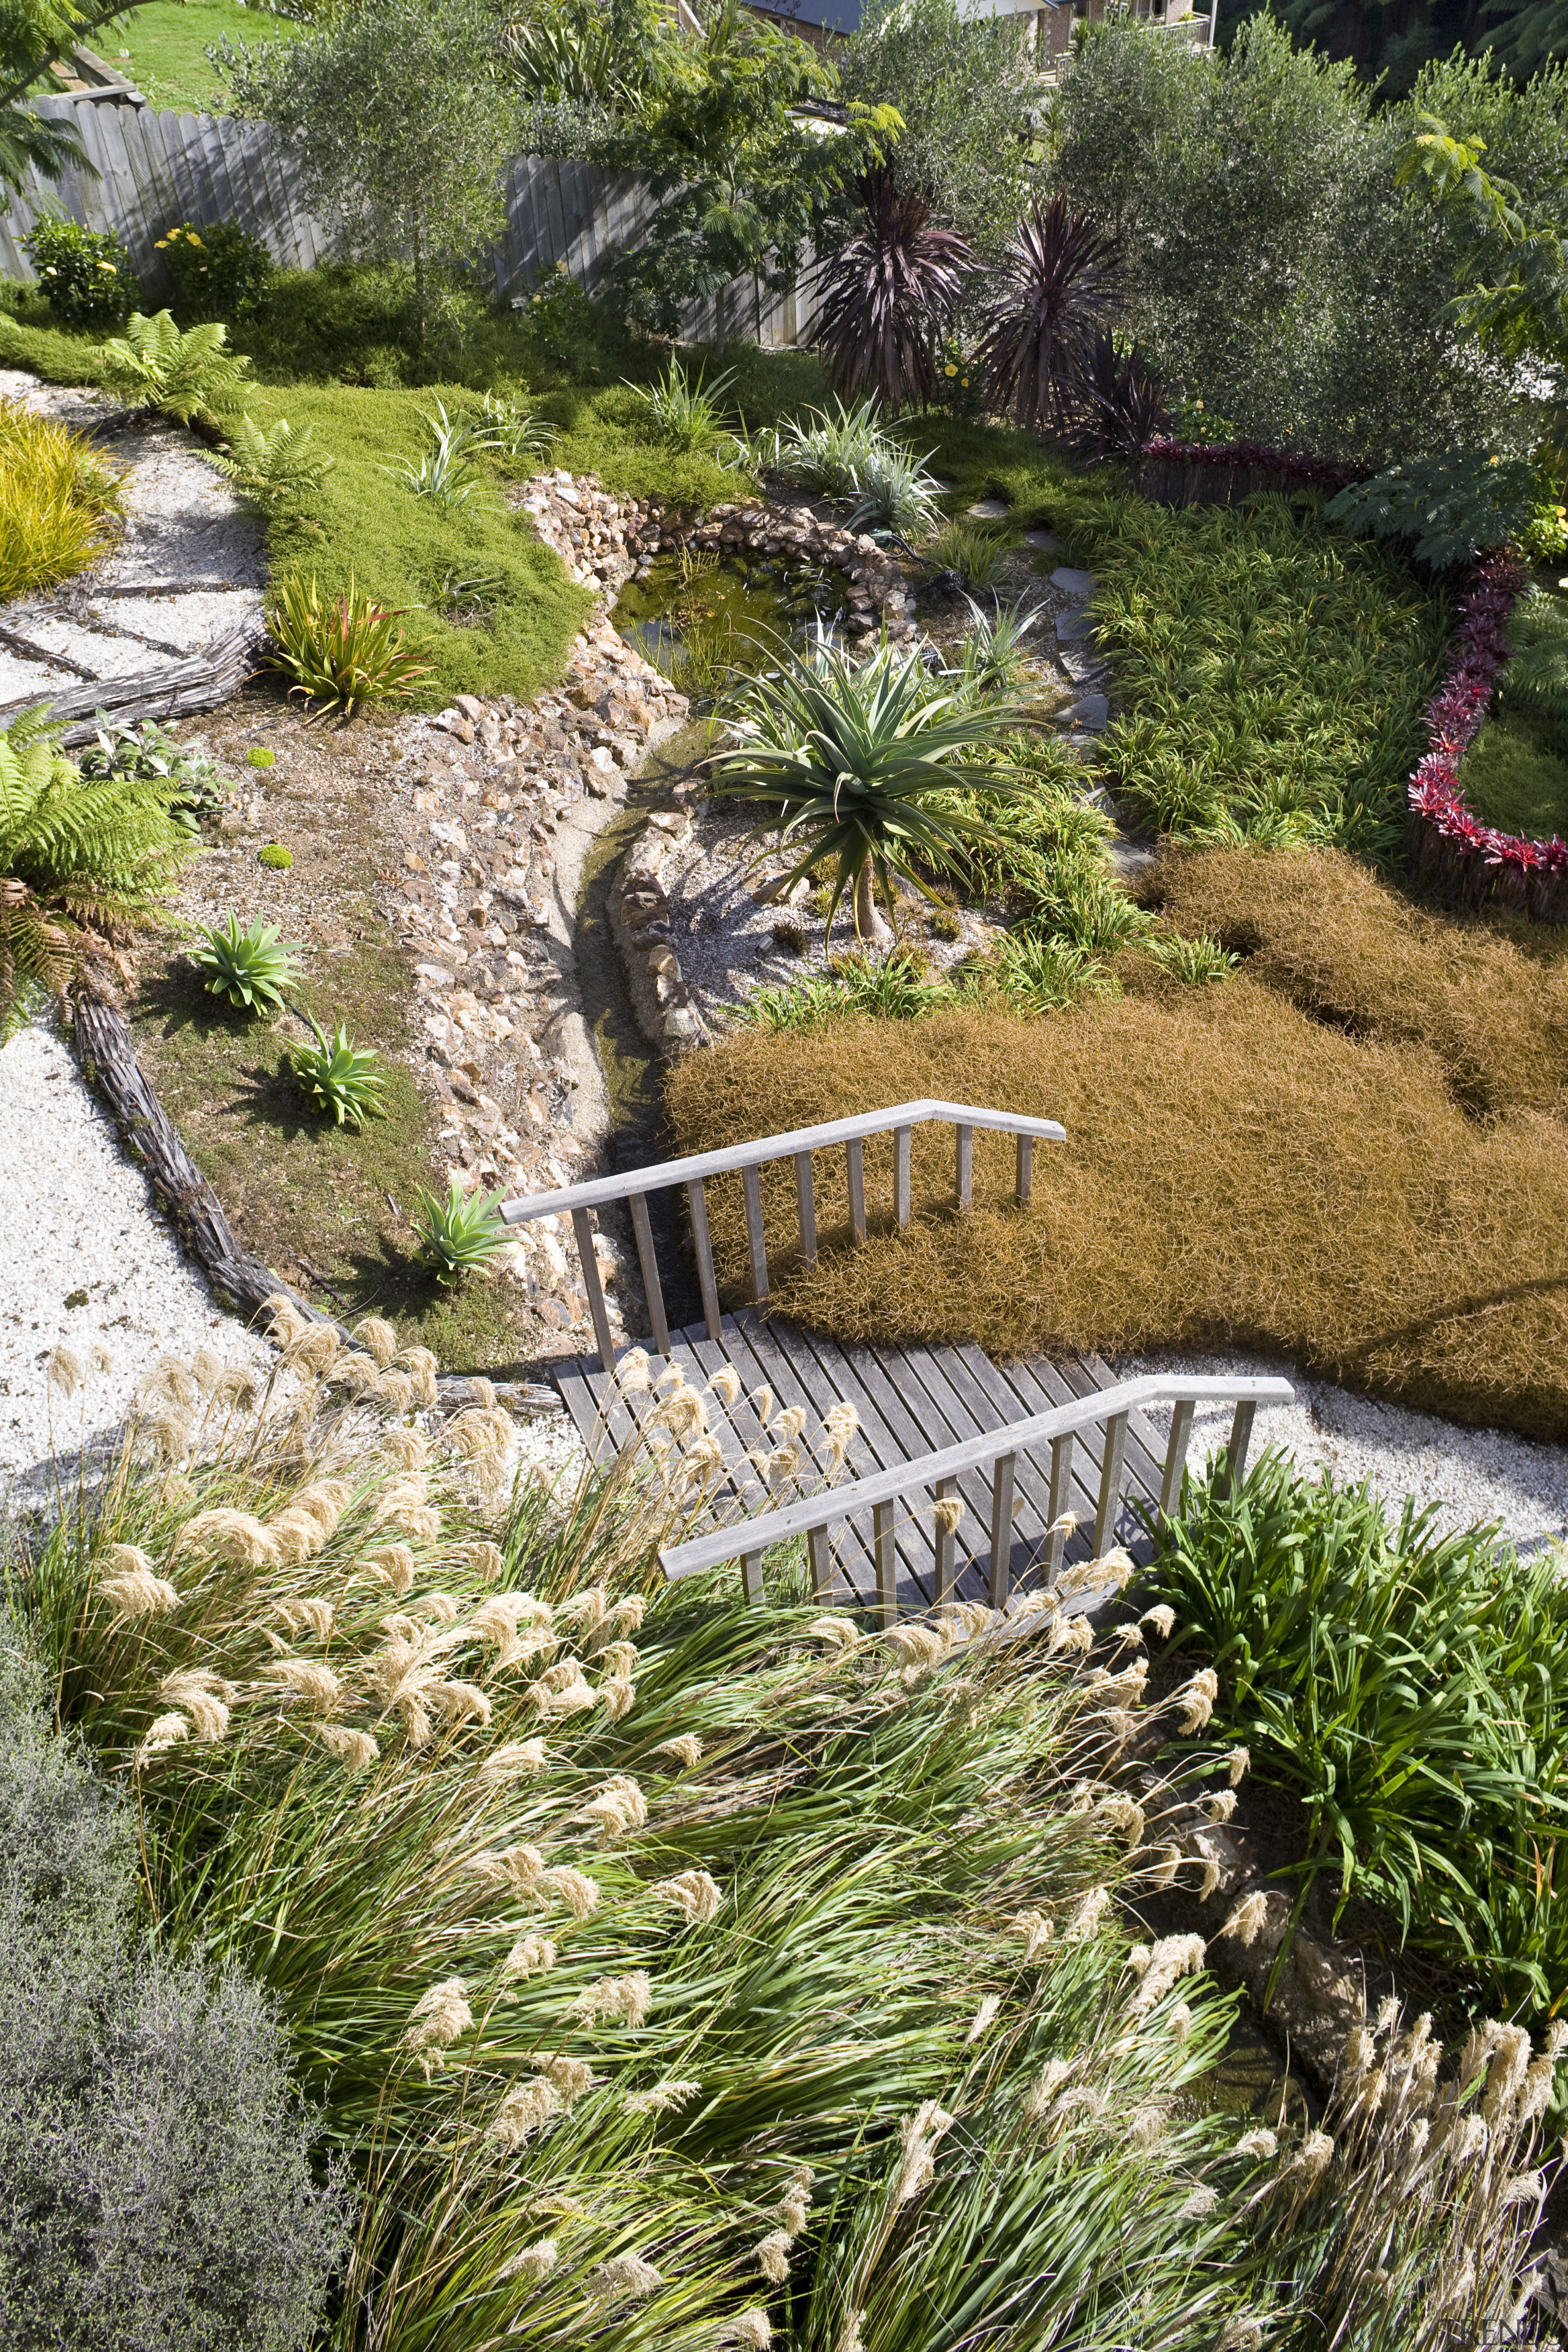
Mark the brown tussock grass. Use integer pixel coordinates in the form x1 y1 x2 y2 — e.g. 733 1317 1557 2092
1144 844 1568 1119
666 987 1568 1441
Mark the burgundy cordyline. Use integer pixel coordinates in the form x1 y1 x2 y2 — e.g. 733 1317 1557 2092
1404 556 1566 880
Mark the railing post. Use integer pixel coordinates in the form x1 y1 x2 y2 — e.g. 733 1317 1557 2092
685 1178 723 1342
846 1137 867 1245
934 1474 958 1604
956 1123 973 1212
795 1151 818 1267
628 1191 670 1358
808 1523 833 1599
742 1550 765 1603
1016 1133 1034 1208
1047 1431 1074 1580
570 1206 616 1370
989 1452 1016 1607
1227 1400 1257 1488
742 1164 769 1306
1094 1412 1128 1554
873 1498 897 1626
895 1125 913 1229
1161 1400 1195 1517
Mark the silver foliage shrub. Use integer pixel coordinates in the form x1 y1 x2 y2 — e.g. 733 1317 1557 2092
0 1627 349 2351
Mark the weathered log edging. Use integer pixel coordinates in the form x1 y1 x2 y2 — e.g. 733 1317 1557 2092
6 619 267 747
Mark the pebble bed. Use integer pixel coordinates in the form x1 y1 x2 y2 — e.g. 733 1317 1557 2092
0 1023 277 1510
0 368 265 711
1116 1343 1568 1548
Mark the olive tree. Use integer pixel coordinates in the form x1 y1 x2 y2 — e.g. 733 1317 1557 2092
216 0 519 349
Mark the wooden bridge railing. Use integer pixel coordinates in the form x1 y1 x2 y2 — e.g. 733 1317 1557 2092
500 1099 1068 1369
657 1372 1296 1621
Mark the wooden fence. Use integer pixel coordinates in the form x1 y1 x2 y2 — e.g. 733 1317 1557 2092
0 95 816 346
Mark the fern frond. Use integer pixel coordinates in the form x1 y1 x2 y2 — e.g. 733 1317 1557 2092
1504 587 1568 725
206 415 334 512
100 309 252 424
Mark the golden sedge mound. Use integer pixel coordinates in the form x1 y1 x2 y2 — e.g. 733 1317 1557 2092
1147 843 1568 1118
666 988 1568 1441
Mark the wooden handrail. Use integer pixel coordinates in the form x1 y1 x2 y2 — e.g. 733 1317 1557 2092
501 1100 1067 1368
657 1373 1295 1618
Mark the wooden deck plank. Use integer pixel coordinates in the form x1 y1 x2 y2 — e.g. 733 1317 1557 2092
858 1339 1046 1603
983 1355 1119 1553
725 1315 883 1609
1046 1352 1165 1543
780 1325 998 1606
750 1322 931 1596
951 1343 1110 1570
891 1340 1060 1542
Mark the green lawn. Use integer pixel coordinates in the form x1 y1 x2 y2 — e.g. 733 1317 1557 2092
1461 709 1568 842
97 0 300 115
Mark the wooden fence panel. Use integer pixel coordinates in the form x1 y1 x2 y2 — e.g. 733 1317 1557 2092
2 99 815 348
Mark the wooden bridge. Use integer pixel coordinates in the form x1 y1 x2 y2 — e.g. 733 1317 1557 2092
501 1102 1292 1620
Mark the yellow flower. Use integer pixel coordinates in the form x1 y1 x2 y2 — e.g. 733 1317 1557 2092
155 236 168 249
188 233 204 247
944 363 957 377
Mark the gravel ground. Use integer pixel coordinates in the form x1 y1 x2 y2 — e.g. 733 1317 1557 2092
0 366 263 707
1114 1343 1568 1548
0 1021 277 1512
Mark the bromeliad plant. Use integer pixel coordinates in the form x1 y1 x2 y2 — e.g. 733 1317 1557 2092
290 1020 386 1129
190 913 301 1014
263 571 432 720
710 636 1025 943
812 168 975 413
1153 1449 1568 2011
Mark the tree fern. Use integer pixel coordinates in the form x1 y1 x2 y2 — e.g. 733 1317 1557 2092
0 708 192 1007
99 311 252 426
204 414 334 513
1503 586 1568 729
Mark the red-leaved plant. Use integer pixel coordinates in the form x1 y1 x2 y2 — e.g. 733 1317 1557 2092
975 194 1117 435
812 172 976 415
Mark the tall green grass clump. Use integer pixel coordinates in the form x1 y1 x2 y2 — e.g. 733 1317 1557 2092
10 1317 1561 2350
0 399 122 600
1083 494 1449 860
1153 1450 1568 2012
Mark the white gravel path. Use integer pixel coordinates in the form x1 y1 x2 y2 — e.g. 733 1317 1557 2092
0 1022 275 1513
1114 1344 1568 1550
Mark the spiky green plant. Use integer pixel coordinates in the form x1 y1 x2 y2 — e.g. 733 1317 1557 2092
951 595 1046 698
99 309 252 424
206 414 336 513
190 913 301 1014
761 399 942 536
290 1019 385 1128
628 357 738 457
478 391 559 470
921 520 1012 597
12 1326 1558 2352
712 637 1025 942
1146 930 1240 985
413 1177 510 1281
385 401 505 511
0 707 192 1008
263 571 432 720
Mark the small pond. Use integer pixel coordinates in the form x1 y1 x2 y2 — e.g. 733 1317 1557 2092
612 546 852 699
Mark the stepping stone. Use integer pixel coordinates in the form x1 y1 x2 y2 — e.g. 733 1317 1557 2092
967 497 1009 519
1023 529 1058 551
1050 565 1097 597
1062 692 1109 729
1056 609 1096 641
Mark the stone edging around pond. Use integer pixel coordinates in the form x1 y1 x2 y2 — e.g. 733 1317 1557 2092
510 467 919 639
